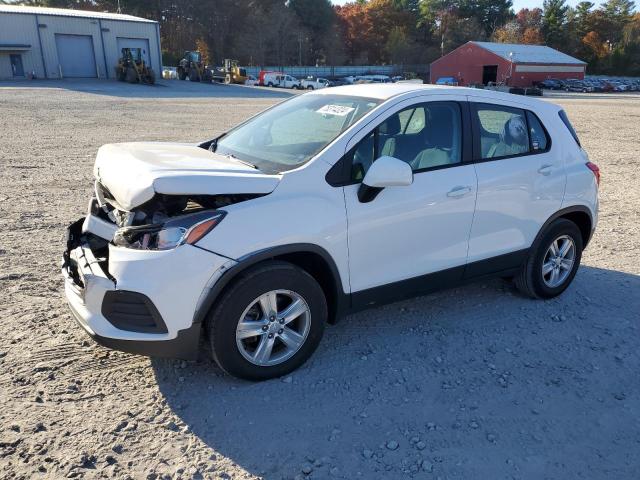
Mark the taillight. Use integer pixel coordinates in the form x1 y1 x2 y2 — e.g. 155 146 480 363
586 162 600 187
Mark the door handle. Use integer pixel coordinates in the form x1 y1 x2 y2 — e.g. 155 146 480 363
538 164 553 176
447 186 472 198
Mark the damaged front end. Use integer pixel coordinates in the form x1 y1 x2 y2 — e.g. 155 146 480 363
61 182 251 358
90 181 262 249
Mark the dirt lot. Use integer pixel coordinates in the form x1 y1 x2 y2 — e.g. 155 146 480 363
0 80 638 480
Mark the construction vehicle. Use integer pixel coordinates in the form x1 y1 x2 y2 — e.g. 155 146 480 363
177 51 212 82
211 59 247 84
115 48 155 85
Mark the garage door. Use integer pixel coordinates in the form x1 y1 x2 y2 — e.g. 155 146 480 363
55 34 97 78
116 38 151 68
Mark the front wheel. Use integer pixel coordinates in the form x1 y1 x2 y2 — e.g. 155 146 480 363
514 218 583 299
207 261 327 380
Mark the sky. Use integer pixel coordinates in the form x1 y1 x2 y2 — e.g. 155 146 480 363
330 0 587 12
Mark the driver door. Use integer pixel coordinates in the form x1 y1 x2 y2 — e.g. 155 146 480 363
344 97 478 307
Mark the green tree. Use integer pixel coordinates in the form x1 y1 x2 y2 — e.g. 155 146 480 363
542 0 569 49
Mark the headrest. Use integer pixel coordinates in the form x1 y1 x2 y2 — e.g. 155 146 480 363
502 115 527 145
427 105 455 148
379 114 401 135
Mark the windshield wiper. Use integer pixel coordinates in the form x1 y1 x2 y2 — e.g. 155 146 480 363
226 154 259 170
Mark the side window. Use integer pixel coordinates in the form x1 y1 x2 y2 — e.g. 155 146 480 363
558 110 581 147
349 102 462 181
475 105 529 159
526 111 548 151
350 131 374 182
404 107 426 134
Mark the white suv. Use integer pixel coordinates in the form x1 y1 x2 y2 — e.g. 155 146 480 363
62 84 599 380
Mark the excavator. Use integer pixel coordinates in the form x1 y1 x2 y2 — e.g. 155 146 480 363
115 48 155 85
177 51 212 82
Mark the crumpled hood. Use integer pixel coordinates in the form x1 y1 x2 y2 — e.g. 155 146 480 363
93 142 281 210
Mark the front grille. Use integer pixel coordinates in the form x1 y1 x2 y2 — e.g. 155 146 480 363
101 291 167 334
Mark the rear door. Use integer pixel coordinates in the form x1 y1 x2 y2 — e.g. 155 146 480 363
343 96 478 304
466 98 565 268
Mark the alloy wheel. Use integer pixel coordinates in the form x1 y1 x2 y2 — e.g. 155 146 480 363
542 235 576 288
235 290 311 367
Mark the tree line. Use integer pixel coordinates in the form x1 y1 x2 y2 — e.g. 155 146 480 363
7 0 640 75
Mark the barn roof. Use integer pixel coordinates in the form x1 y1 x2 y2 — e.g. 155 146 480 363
0 4 156 23
472 41 586 65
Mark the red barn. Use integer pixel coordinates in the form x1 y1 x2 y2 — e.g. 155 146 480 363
430 41 586 87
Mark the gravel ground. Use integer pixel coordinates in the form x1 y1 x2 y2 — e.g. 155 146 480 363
0 80 638 480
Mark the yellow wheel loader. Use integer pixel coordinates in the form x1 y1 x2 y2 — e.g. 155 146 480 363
115 48 155 85
211 59 247 84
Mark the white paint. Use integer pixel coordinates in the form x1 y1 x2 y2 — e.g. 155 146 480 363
362 155 413 187
65 84 598 356
515 65 585 73
94 142 281 210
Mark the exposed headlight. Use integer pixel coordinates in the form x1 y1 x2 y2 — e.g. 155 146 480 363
113 210 225 250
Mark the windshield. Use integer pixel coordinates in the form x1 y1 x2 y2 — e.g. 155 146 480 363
214 94 381 173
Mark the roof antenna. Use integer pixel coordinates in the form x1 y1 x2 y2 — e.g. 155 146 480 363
116 0 122 13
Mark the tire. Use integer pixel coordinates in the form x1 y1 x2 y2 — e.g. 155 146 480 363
206 261 327 380
145 68 155 85
267 82 274 87
307 85 314 90
514 218 583 299
125 67 138 83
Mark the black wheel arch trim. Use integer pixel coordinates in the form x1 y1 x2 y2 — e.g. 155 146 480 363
192 243 348 326
536 205 594 248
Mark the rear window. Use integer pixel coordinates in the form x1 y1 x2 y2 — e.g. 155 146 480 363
558 110 581 147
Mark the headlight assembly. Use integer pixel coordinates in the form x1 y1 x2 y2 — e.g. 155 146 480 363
113 210 226 250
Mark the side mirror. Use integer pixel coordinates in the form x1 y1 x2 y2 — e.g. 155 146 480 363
358 156 413 203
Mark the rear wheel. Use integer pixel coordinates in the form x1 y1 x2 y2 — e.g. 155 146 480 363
145 68 155 85
125 67 138 83
207 261 327 380
514 219 583 299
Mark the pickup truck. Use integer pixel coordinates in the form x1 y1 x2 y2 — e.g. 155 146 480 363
300 77 330 90
263 72 301 89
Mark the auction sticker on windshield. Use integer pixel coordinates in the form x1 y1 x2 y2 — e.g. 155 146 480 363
316 105 355 116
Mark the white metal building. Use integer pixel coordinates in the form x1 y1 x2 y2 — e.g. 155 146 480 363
0 5 161 80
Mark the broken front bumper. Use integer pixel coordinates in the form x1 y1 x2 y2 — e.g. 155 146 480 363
62 216 234 359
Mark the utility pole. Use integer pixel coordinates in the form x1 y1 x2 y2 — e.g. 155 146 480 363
116 0 122 14
298 32 302 66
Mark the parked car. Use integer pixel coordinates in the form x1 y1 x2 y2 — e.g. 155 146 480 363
564 80 594 93
434 76 458 86
63 84 599 380
535 78 563 90
597 80 616 92
244 75 258 86
327 77 349 87
584 79 604 92
301 77 330 90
